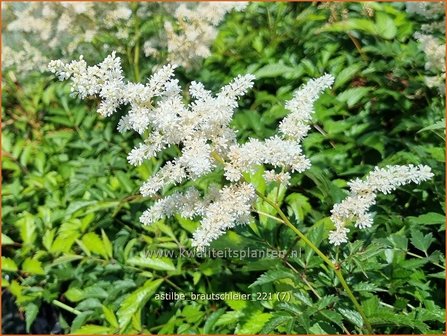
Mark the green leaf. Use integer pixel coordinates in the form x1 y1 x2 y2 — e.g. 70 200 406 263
116 171 134 193
49 254 83 266
254 63 295 79
25 302 39 333
3 256 18 272
410 230 435 254
408 212 445 226
304 221 326 264
334 63 362 89
336 87 372 108
22 258 45 275
237 312 272 334
127 256 176 271
338 308 363 328
102 305 119 328
309 322 328 334
249 269 293 287
375 12 397 39
2 233 15 245
418 120 445 133
203 308 226 334
71 325 113 334
65 288 85 302
101 229 113 259
42 229 55 251
82 232 108 259
224 292 247 311
15 213 36 245
116 279 163 332
215 311 243 327
320 18 377 35
260 313 293 333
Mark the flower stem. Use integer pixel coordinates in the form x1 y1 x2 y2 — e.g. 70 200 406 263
133 40 141 82
255 190 373 334
210 150 372 333
52 300 81 315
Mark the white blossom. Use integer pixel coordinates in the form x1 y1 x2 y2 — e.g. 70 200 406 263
264 170 291 186
414 33 446 93
329 165 434 245
51 52 434 250
161 2 247 69
280 74 335 141
191 183 256 250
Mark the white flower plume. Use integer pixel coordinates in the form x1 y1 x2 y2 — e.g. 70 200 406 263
50 53 334 249
329 164 434 246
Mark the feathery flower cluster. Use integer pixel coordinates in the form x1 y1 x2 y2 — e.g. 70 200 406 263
2 41 47 75
329 165 434 245
406 2 445 94
406 2 445 33
162 2 247 68
224 74 334 182
49 52 333 249
4 2 247 77
3 2 135 75
414 33 446 93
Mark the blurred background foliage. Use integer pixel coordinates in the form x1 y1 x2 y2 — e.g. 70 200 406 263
2 2 445 334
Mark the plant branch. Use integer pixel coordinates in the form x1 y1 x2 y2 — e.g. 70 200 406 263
52 299 81 315
210 150 373 334
255 190 373 334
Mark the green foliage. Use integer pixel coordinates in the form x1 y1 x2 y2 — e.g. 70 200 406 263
2 2 445 334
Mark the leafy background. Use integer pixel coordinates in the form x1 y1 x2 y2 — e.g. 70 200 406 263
2 2 445 334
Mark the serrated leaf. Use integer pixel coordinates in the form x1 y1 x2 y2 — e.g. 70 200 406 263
375 12 397 39
117 279 163 332
2 233 15 245
22 258 45 275
203 308 226 333
334 63 362 89
215 311 243 327
76 298 102 311
337 87 372 108
338 308 363 328
309 322 328 334
224 292 247 311
101 229 113 259
102 305 119 328
249 269 293 288
260 313 293 333
25 302 39 333
254 63 295 79
127 256 175 271
409 212 445 225
294 291 313 306
237 312 272 334
82 232 108 259
2 257 18 272
418 120 445 133
16 213 36 245
410 230 435 254
65 288 85 302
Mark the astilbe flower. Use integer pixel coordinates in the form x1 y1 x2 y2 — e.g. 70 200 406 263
3 2 134 75
329 165 434 246
162 2 247 69
406 1 445 94
406 1 445 33
414 33 446 93
50 53 433 250
4 2 247 77
49 52 333 250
